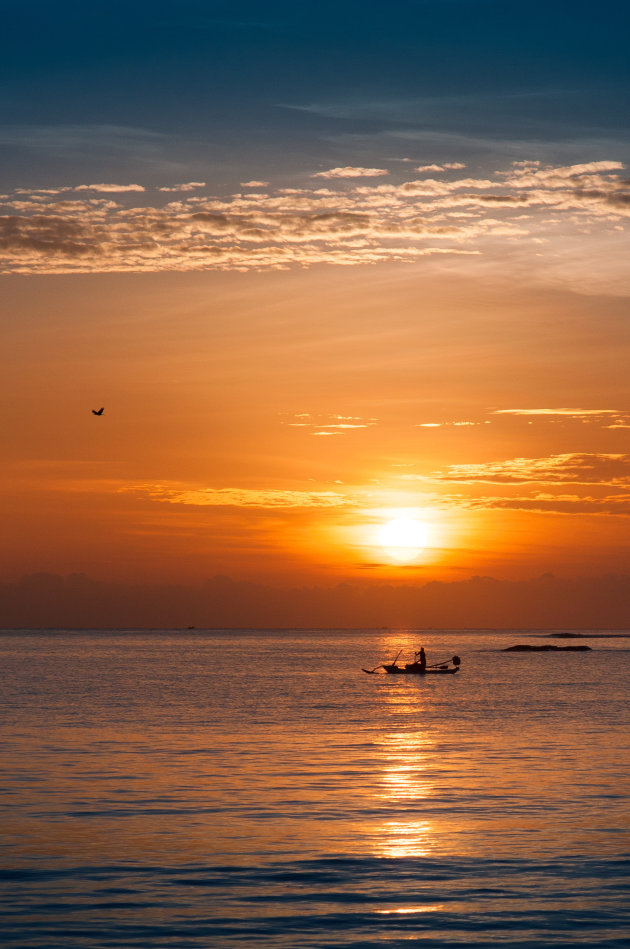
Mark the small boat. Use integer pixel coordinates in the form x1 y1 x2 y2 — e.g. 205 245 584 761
362 652 461 675
381 662 458 675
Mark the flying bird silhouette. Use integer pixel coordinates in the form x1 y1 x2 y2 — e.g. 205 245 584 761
92 407 104 416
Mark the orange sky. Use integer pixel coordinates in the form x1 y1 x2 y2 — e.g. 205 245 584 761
3 228 630 599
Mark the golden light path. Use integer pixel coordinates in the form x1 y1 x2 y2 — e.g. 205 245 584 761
372 715 435 860
367 669 443 918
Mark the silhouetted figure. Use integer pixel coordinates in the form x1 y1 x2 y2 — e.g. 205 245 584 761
92 407 104 416
415 646 427 672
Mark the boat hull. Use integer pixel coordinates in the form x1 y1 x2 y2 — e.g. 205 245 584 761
382 664 458 675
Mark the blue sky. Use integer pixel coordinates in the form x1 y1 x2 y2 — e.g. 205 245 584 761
3 1 628 190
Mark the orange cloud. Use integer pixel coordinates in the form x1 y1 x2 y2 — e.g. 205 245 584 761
285 413 378 434
125 483 351 509
434 453 630 485
461 493 630 516
416 420 481 428
493 408 620 417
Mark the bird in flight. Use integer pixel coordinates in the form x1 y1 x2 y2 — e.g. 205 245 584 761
92 407 105 416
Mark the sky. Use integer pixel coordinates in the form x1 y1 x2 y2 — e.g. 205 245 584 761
2 1 630 625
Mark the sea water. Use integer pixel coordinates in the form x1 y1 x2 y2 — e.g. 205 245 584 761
0 628 628 948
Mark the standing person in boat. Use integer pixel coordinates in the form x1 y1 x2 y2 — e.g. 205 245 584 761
415 646 426 672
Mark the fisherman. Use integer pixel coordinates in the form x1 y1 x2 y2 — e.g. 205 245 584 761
415 646 427 672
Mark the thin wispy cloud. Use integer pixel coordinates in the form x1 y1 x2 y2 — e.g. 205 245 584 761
15 183 145 196
126 483 350 509
416 420 482 428
311 166 390 178
492 408 630 429
415 162 466 173
285 413 378 435
493 408 621 417
0 123 166 149
434 453 630 486
74 183 146 193
158 182 206 192
463 493 630 517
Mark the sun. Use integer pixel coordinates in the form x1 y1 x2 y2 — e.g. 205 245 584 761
378 517 429 562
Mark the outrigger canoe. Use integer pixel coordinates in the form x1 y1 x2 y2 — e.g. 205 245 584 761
363 663 459 675
362 654 461 675
384 663 457 675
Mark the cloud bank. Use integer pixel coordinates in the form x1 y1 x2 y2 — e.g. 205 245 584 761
424 452 630 519
0 159 627 276
4 571 630 627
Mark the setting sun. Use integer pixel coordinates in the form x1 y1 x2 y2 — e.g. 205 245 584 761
378 517 429 562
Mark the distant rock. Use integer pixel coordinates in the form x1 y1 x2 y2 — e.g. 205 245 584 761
548 632 584 638
503 644 592 652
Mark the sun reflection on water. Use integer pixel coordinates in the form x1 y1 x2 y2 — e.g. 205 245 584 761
376 904 446 915
375 819 434 858
378 734 433 804
370 684 438 858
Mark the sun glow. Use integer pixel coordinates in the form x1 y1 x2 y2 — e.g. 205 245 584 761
378 516 429 562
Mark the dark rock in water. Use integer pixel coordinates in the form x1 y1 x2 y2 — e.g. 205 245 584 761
503 644 592 652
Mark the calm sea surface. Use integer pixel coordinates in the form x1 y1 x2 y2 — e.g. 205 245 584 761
0 628 628 948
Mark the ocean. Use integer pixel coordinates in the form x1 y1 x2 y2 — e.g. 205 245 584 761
0 628 628 948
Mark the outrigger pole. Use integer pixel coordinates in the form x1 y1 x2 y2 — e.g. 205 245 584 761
427 654 461 668
362 648 403 674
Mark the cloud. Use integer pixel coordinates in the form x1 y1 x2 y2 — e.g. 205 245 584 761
493 408 620 417
456 492 630 517
14 187 74 196
127 483 350 508
0 123 165 150
504 160 625 186
1 159 627 275
416 420 481 428
74 183 145 193
158 182 206 192
285 413 378 435
434 453 630 486
492 408 630 429
311 167 389 178
415 162 466 173
8 570 630 628
0 211 102 258
240 180 270 188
